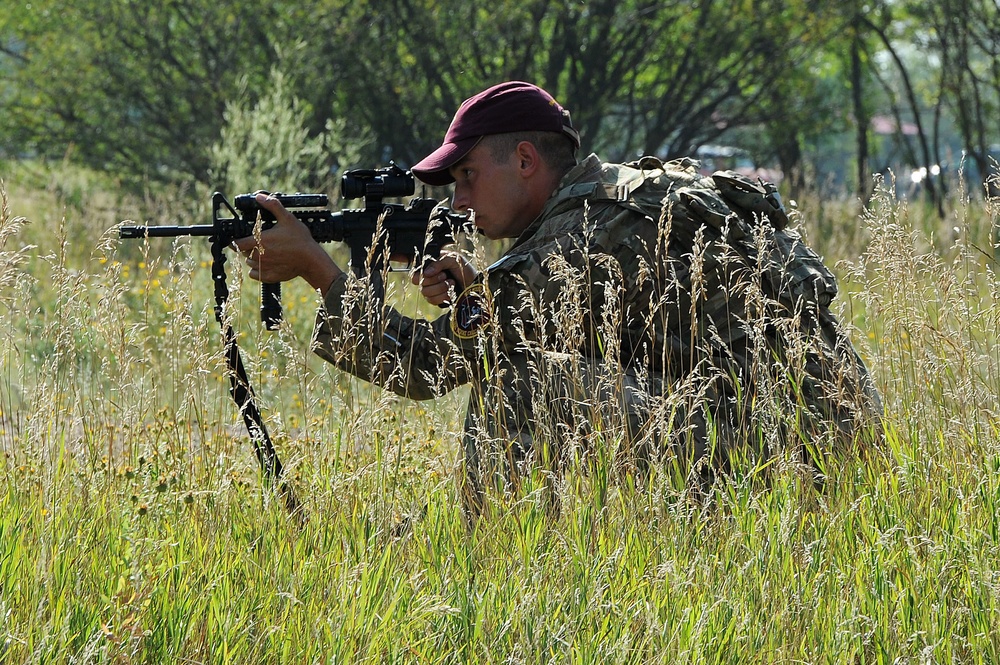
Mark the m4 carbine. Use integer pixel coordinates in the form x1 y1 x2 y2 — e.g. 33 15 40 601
120 163 468 329
118 164 467 519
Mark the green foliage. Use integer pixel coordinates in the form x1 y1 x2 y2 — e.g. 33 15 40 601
2 0 997 202
0 0 281 185
14 0 997 199
208 68 372 195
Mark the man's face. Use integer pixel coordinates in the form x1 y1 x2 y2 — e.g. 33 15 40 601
448 141 533 240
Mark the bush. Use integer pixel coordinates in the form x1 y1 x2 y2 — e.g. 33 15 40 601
208 68 371 196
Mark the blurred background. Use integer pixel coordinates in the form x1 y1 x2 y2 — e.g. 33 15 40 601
1 0 997 214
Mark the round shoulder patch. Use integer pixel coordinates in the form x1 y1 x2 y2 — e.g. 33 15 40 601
450 283 492 339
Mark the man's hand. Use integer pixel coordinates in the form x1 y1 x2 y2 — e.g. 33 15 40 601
232 192 343 295
412 250 479 307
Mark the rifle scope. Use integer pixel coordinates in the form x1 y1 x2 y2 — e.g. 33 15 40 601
341 163 415 201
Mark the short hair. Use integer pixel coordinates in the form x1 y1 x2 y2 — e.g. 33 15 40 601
482 131 578 176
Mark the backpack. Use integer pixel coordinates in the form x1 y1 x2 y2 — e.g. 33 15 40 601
604 156 839 311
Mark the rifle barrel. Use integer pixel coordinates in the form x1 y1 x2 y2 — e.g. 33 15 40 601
119 224 216 239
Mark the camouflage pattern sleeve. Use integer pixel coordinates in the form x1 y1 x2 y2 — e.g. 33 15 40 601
311 272 474 400
482 197 689 386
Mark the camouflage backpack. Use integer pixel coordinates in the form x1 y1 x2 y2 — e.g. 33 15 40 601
592 155 839 312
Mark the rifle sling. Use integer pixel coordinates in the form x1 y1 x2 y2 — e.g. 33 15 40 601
211 238 304 519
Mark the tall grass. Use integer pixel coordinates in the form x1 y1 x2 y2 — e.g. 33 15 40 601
1 158 999 663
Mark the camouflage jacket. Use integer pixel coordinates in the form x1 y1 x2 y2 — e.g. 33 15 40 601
313 154 882 485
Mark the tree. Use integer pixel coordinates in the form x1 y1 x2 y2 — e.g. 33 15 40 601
283 0 842 170
911 0 1000 197
1 0 281 185
861 6 945 215
278 0 674 168
3 0 996 203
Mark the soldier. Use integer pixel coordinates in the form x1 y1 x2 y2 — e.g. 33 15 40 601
235 81 882 517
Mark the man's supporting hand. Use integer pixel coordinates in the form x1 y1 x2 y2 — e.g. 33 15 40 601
232 192 343 295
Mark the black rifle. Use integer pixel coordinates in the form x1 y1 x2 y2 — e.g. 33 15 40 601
119 164 468 518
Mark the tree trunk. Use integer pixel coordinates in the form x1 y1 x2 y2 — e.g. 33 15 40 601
851 29 872 204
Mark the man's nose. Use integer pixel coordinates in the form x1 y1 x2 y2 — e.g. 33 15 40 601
451 187 470 212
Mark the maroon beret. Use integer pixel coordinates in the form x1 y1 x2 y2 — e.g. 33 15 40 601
412 81 580 186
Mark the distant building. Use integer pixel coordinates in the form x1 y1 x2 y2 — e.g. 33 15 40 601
695 145 783 184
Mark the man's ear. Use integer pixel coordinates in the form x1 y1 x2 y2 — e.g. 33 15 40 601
514 141 540 177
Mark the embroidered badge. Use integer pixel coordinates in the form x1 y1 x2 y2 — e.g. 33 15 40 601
450 283 491 339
